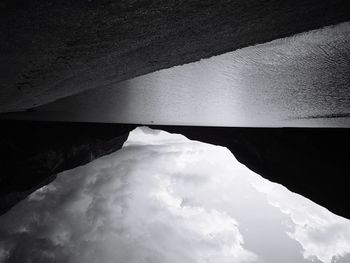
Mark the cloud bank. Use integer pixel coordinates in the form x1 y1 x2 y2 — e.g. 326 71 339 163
0 127 349 263
252 178 350 263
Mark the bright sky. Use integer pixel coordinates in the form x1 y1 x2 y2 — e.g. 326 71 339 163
0 127 350 263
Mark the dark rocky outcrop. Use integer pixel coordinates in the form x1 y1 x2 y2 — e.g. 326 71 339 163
1 0 350 112
1 121 349 219
154 126 350 219
0 121 135 215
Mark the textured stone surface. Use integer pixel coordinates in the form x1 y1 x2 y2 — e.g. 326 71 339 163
1 0 350 112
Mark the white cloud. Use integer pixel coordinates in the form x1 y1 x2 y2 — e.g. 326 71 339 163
0 127 257 263
251 176 350 263
0 127 349 263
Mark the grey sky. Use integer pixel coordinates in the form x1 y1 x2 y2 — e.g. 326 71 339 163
0 127 349 263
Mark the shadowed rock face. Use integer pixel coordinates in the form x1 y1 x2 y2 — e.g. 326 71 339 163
155 126 350 219
1 121 349 219
1 0 350 112
0 121 135 215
